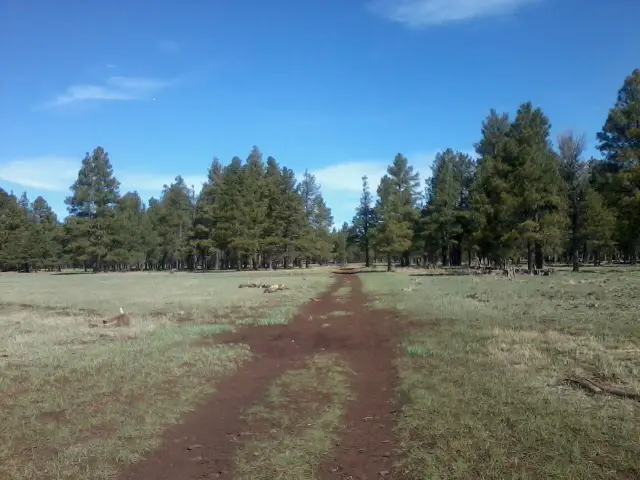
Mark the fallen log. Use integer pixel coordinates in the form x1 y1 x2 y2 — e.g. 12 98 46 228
238 281 268 289
263 284 286 293
564 376 640 402
103 313 131 327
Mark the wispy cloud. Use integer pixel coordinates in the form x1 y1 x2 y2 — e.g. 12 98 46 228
368 0 539 28
45 75 174 107
310 150 463 194
0 156 80 191
157 39 180 54
118 172 206 193
305 151 451 225
0 156 205 196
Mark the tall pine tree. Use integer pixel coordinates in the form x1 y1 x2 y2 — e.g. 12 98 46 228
352 175 376 267
65 147 121 271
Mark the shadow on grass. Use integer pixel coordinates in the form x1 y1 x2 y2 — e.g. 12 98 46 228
409 272 473 278
333 268 389 275
50 271 95 276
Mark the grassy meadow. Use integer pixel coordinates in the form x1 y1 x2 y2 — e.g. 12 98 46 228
3 263 640 479
361 266 640 479
0 268 333 480
234 353 353 479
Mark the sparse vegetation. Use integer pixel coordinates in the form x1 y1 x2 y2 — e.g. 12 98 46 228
234 354 352 479
0 269 332 479
362 267 640 479
1 52 639 480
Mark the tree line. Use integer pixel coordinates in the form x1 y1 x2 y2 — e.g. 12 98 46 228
351 68 638 272
1 68 639 273
0 146 345 272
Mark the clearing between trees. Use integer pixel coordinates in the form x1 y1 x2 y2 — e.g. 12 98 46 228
119 270 400 479
2 265 640 479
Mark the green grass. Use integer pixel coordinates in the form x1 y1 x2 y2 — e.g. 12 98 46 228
362 266 640 479
1 324 250 480
234 353 353 480
0 268 334 478
0 268 333 322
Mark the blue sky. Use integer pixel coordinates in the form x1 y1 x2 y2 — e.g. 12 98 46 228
1 0 638 226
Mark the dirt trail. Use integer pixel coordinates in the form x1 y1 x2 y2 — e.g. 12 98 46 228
119 271 400 480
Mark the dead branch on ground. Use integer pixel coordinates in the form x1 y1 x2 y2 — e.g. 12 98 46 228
564 376 640 402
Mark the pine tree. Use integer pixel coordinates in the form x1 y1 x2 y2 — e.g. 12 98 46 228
332 222 351 265
156 176 196 269
261 156 285 269
112 192 146 269
352 175 376 267
423 149 475 266
0 189 32 271
596 68 640 261
297 170 322 267
190 157 224 269
507 102 567 272
558 131 587 271
469 110 515 266
311 196 334 264
15 192 35 271
580 185 616 265
374 175 414 271
373 154 419 271
31 196 60 270
65 147 121 271
144 197 164 269
279 167 306 268
241 146 268 269
212 157 245 268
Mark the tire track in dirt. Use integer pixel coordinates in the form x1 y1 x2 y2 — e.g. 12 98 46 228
119 271 401 480
319 273 400 480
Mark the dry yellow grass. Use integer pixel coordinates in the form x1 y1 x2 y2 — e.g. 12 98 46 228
234 353 353 479
362 266 640 479
0 268 334 479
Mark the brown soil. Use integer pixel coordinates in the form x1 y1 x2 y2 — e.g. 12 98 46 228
103 313 130 327
119 271 401 480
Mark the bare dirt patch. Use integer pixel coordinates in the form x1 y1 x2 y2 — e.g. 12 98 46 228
119 271 402 480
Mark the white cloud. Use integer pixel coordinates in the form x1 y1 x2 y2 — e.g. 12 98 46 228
308 150 477 225
0 156 204 198
46 75 174 107
1 150 475 226
118 172 206 194
310 150 455 194
307 151 433 225
313 161 389 193
0 156 78 191
368 0 539 27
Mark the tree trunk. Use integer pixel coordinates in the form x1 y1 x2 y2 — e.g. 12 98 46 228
387 254 392 272
441 245 449 267
527 240 534 273
364 238 370 267
570 208 579 272
451 243 461 267
534 241 543 270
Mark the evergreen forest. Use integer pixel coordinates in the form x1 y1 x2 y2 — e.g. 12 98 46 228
2 69 639 274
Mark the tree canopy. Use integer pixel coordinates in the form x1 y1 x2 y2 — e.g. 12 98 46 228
2 69 640 272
